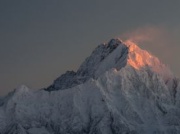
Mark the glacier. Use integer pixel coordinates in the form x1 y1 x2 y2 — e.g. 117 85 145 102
0 38 180 134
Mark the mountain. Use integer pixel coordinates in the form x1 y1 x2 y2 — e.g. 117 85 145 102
0 38 180 134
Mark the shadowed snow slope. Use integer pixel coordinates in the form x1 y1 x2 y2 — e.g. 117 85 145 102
0 38 180 134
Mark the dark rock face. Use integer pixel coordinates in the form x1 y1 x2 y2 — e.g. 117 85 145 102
45 71 81 91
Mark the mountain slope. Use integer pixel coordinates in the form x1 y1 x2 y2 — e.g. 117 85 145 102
0 38 180 134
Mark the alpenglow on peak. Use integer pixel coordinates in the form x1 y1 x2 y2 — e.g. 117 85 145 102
46 38 172 91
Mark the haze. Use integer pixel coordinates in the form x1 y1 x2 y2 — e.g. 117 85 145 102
0 0 180 95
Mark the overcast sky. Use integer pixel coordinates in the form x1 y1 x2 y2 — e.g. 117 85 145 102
0 0 180 95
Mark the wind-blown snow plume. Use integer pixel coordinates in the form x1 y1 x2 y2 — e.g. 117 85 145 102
120 26 166 45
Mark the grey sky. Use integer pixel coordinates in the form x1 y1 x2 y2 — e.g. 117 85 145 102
0 0 180 95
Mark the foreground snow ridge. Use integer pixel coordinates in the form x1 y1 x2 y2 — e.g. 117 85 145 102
0 38 180 134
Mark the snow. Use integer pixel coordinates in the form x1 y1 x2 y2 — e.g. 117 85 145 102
28 127 50 134
125 40 173 81
0 38 180 133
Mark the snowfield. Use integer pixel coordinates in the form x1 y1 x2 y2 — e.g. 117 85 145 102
0 38 180 134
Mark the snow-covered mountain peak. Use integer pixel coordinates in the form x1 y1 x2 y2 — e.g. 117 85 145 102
0 38 180 134
46 38 173 91
107 38 123 47
14 85 30 94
